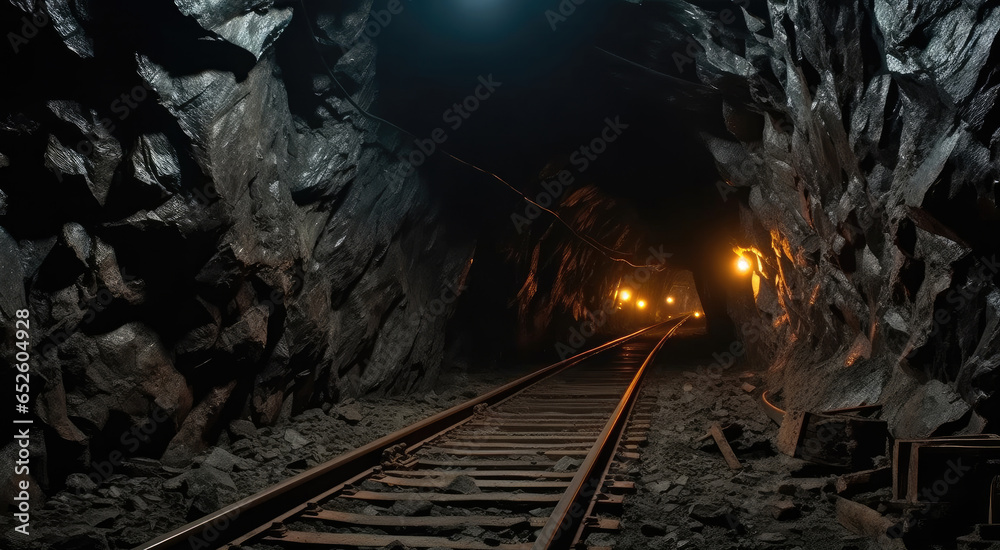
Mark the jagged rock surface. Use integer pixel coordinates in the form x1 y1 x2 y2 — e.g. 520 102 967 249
0 0 475 502
666 0 999 432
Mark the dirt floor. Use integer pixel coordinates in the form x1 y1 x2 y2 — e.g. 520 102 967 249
610 331 988 550
611 337 859 550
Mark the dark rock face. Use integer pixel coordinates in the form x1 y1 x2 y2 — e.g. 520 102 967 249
661 0 999 432
0 0 475 497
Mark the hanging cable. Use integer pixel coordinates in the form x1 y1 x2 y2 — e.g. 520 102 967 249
296 1 666 270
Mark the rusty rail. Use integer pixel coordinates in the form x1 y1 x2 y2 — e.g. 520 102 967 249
135 321 675 550
532 316 689 549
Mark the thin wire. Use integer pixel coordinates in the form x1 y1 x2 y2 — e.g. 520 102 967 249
593 46 719 90
297 1 665 270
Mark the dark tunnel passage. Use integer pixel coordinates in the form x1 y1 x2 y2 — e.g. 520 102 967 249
1 0 1000 548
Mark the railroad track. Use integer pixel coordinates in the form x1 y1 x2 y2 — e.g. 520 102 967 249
137 317 690 550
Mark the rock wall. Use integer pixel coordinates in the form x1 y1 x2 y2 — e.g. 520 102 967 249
672 0 999 433
0 0 475 501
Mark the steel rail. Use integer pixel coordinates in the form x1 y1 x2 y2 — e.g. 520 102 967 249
135 321 672 550
532 315 691 549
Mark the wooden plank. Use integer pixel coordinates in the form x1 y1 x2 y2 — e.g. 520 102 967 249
417 459 558 469
594 494 625 506
373 475 570 490
461 423 604 432
344 490 562 503
709 422 742 470
776 410 807 457
834 497 905 549
304 509 548 528
605 481 636 494
487 412 611 418
385 469 577 479
836 467 891 497
423 447 588 457
593 518 621 530
265 531 533 549
892 439 912 501
438 434 599 442
433 441 593 450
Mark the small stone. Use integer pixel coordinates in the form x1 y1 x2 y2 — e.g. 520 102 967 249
463 525 486 538
360 480 383 491
641 523 667 537
129 496 148 511
389 499 433 516
335 403 364 425
683 383 694 392
444 475 481 495
230 438 256 456
228 419 257 441
675 475 689 485
185 465 237 496
769 500 800 520
649 480 673 494
758 532 788 543
284 429 310 449
777 482 797 496
688 503 736 529
203 448 244 472
553 456 582 472
66 473 98 493
163 472 189 492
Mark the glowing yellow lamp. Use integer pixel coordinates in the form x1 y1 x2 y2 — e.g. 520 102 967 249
666 296 675 304
737 257 751 272
619 289 631 301
637 300 647 309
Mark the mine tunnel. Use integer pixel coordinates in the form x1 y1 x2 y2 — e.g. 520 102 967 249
1 0 999 549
